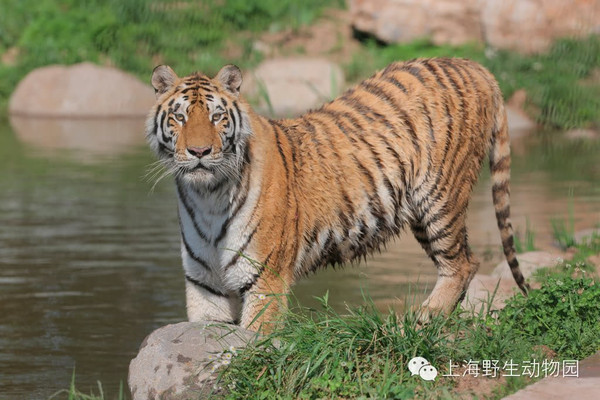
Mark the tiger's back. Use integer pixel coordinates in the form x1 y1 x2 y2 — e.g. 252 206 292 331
284 58 499 273
147 57 528 331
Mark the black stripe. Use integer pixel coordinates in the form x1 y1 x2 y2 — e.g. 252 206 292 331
224 224 260 270
491 156 510 173
239 257 267 296
214 173 250 245
411 103 455 213
181 87 197 94
382 76 409 93
352 155 386 221
271 120 290 178
402 64 427 85
229 108 238 131
319 108 405 169
177 185 211 243
422 60 449 90
159 110 166 131
501 235 514 250
158 142 173 154
437 61 464 100
422 102 435 142
181 232 211 271
239 273 260 295
185 274 228 297
361 81 421 156
301 119 327 162
272 119 299 172
338 96 375 123
495 208 510 227
429 233 464 260
233 101 243 130
492 181 510 199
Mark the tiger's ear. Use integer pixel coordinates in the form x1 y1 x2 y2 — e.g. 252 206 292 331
152 65 178 97
216 65 242 96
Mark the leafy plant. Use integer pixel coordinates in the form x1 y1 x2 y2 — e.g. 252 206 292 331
497 271 600 359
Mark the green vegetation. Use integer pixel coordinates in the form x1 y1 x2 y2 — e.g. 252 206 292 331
503 265 599 360
551 191 577 250
213 243 600 399
1 1 598 129
514 218 537 253
49 371 126 400
486 36 600 130
0 0 344 111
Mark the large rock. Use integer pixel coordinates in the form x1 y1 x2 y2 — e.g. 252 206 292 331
462 274 521 312
481 0 600 54
350 0 483 46
242 57 344 117
464 252 562 312
9 62 154 117
492 251 560 280
129 321 258 400
350 0 600 53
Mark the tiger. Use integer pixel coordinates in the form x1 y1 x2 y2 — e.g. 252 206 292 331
146 57 530 332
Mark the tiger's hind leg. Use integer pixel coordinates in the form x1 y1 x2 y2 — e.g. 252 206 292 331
411 202 480 320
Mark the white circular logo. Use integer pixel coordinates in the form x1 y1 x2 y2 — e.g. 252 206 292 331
408 357 430 376
419 364 438 381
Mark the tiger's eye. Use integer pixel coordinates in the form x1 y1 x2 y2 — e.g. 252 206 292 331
211 112 224 123
175 114 185 122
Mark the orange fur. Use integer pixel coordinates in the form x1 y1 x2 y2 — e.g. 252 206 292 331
147 58 529 331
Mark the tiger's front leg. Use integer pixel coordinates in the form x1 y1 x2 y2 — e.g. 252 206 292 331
240 270 291 333
185 279 242 324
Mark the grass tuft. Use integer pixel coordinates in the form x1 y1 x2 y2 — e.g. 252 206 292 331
514 218 537 253
216 257 600 399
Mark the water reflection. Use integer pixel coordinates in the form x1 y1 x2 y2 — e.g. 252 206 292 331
9 116 146 160
0 120 598 398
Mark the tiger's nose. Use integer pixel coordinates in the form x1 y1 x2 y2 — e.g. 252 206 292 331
187 146 212 159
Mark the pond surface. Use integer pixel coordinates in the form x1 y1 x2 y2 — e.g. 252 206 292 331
0 117 599 399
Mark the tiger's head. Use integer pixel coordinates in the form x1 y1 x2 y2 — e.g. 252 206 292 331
146 64 251 189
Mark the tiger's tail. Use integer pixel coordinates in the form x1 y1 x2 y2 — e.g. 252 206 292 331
489 101 530 295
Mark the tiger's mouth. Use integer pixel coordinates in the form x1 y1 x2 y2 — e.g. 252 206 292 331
189 162 213 173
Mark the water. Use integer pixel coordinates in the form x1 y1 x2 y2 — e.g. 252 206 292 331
0 117 599 398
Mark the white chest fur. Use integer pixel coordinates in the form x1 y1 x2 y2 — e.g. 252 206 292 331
176 175 263 294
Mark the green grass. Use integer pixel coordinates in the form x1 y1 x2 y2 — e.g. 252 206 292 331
486 35 600 129
49 371 127 400
214 260 600 398
551 192 577 251
0 0 345 111
514 218 537 253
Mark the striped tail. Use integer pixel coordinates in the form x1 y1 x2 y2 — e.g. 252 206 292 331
489 102 530 295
